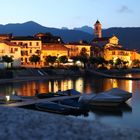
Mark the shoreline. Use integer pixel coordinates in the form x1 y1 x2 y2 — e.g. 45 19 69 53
0 68 140 84
0 75 81 84
0 106 140 140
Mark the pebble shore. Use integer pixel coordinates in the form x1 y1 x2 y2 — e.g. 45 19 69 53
0 106 140 140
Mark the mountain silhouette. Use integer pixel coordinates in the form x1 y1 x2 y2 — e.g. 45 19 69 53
0 21 93 43
0 21 140 51
74 26 93 34
73 26 140 52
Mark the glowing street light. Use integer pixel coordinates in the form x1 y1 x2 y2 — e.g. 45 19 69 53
5 95 10 102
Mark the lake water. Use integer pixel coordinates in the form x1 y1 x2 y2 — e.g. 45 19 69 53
0 74 140 129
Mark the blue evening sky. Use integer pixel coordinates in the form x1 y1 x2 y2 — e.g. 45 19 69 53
0 0 139 29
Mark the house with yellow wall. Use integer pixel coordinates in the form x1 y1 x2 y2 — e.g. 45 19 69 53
92 20 140 67
41 43 68 66
0 41 21 67
65 43 91 57
11 36 42 67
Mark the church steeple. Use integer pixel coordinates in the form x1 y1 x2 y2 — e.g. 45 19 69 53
94 20 102 38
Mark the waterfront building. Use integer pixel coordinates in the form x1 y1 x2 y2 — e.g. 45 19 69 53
41 43 68 66
0 41 21 67
11 36 42 67
65 42 91 58
91 20 140 67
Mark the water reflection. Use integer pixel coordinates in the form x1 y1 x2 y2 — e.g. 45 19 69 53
0 74 140 128
0 76 136 97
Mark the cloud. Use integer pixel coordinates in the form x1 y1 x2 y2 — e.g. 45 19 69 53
118 6 133 13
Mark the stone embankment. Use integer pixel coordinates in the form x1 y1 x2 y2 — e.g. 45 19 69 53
0 106 140 140
86 69 140 80
0 68 83 84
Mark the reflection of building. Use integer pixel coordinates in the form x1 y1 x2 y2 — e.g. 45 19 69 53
91 20 140 66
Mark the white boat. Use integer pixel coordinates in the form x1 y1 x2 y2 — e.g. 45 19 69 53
104 88 132 102
78 93 124 107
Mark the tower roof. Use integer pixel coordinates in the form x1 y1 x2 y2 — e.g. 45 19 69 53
95 20 101 24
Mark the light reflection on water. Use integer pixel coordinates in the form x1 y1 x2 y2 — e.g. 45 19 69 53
0 74 140 129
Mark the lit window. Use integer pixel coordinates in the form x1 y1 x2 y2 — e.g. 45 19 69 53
36 42 39 46
29 42 32 46
14 48 18 51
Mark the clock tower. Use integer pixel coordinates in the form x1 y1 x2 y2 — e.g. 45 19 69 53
94 20 102 38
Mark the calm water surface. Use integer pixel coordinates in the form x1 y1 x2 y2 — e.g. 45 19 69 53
0 74 140 129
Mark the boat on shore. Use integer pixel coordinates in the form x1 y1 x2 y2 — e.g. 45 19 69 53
104 88 132 101
57 89 81 96
35 92 61 99
35 101 71 115
35 101 88 116
78 93 124 107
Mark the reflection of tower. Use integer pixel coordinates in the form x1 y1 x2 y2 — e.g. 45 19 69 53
94 20 102 38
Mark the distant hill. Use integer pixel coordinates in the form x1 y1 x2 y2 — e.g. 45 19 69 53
0 21 93 43
0 21 140 51
74 26 140 52
73 26 93 34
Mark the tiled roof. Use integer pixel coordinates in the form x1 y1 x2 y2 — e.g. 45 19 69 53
95 20 101 24
0 41 19 46
0 34 12 37
42 43 68 51
106 46 133 51
66 42 90 46
12 36 40 41
92 37 110 42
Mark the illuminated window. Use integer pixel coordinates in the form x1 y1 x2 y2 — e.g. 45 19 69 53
29 42 32 46
36 42 39 46
14 48 18 51
11 48 14 53
112 51 115 55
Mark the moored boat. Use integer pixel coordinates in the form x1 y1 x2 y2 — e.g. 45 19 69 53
57 89 81 96
104 88 132 101
78 93 124 107
35 92 61 99
35 101 71 115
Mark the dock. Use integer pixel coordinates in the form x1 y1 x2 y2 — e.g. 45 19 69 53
1 95 80 107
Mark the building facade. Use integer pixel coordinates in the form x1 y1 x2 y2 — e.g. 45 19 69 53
92 20 140 67
65 43 91 58
0 41 21 67
11 36 42 67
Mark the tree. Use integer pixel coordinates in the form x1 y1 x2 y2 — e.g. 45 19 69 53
2 55 13 68
114 58 122 68
80 47 88 57
89 56 98 69
96 57 107 68
58 56 68 64
70 56 80 65
29 55 40 67
45 55 57 66
132 59 140 68
79 47 89 68
108 60 114 68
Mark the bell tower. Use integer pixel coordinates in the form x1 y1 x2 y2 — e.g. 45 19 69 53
94 20 102 38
